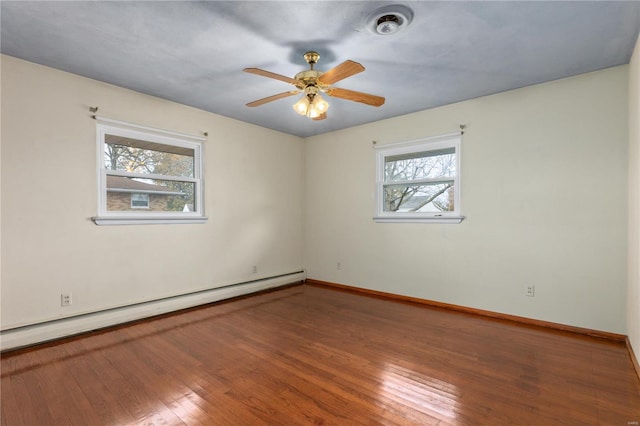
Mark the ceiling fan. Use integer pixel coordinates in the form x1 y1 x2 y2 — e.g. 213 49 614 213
244 51 385 121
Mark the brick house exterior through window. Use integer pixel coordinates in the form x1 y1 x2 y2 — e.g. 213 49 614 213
106 176 185 212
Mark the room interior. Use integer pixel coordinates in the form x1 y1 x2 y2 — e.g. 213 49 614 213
1 1 640 423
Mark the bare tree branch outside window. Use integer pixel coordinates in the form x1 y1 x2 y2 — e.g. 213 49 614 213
383 149 456 213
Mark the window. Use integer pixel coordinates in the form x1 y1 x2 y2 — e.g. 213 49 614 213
93 117 206 225
131 193 149 208
374 133 463 223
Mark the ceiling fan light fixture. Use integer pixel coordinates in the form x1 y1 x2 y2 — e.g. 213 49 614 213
293 95 310 115
313 94 329 114
293 94 329 119
307 103 322 119
294 92 330 119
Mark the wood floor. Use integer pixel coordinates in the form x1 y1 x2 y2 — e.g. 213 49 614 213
2 284 639 425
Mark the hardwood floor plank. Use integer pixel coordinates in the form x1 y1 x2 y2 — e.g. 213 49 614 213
0 365 22 426
33 346 97 426
2 284 639 425
6 352 59 425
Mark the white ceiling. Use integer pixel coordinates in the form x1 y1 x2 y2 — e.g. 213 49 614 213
2 1 639 138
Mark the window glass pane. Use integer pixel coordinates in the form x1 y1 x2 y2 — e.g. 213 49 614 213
106 175 195 212
383 182 455 212
384 148 455 182
104 134 194 178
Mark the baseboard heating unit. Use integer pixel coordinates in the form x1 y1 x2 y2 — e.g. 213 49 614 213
1 271 305 352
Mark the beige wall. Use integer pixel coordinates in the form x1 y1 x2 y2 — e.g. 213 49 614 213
1 53 633 340
1 55 304 329
629 35 640 365
304 66 629 333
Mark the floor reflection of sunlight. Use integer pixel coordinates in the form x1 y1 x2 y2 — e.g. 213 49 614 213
134 388 209 425
380 362 459 422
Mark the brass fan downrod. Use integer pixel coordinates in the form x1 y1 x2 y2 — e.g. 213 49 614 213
295 51 323 87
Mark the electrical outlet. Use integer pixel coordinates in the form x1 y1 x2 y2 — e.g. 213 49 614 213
252 265 257 274
337 262 342 270
61 293 72 307
526 285 535 297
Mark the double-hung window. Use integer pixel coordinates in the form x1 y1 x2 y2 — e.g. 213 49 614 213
93 117 206 225
374 133 463 223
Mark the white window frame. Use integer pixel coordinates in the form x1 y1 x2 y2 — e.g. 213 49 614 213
374 132 464 224
93 116 207 225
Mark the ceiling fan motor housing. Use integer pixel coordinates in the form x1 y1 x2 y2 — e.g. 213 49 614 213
295 52 328 90
294 70 324 89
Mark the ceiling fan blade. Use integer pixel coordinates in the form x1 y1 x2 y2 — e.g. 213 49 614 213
243 68 299 85
317 60 365 85
326 87 385 107
312 113 327 121
246 91 299 107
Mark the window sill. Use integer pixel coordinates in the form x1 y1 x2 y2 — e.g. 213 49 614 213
373 215 465 224
92 216 208 226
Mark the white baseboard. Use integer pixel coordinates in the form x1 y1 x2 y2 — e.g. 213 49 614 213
0 271 305 351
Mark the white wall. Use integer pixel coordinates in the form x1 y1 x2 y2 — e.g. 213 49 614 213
304 66 629 333
1 56 304 331
628 35 640 364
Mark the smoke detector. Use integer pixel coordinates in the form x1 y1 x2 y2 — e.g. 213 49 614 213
366 5 413 36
